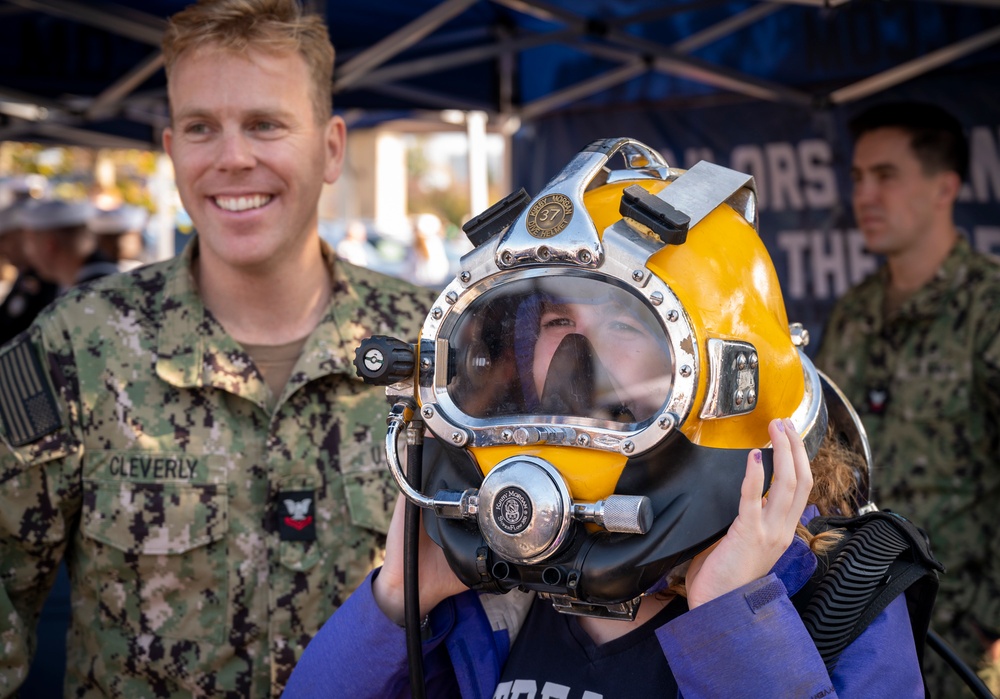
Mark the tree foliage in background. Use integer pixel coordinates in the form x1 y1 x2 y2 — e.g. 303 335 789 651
406 133 504 238
0 141 157 210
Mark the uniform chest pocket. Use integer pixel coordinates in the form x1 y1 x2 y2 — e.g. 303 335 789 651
81 479 229 643
891 351 971 422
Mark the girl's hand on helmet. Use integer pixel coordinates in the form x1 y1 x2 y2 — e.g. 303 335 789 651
684 418 813 609
372 493 468 626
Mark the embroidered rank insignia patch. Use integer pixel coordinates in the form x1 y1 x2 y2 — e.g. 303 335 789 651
0 338 62 447
279 489 316 541
867 386 890 415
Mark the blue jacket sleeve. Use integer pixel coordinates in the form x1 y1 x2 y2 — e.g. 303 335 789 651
282 570 460 698
656 575 923 699
281 571 407 698
282 569 506 699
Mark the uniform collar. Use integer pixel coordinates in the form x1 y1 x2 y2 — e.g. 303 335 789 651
155 237 365 408
861 235 974 327
890 235 974 321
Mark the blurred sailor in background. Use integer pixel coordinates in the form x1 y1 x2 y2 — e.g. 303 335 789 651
0 200 59 345
89 204 149 272
20 199 118 292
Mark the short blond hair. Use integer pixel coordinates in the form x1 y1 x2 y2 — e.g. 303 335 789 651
162 0 334 122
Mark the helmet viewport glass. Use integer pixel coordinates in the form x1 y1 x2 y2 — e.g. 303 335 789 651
445 275 674 427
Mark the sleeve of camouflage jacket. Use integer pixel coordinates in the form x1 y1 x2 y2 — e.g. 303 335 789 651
0 325 83 698
977 290 1000 641
980 293 1000 467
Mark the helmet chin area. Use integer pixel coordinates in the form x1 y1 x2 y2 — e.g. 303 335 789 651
360 137 832 620
420 431 778 619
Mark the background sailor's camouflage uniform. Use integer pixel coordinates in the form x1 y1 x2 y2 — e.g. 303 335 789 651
0 238 436 698
816 236 1000 698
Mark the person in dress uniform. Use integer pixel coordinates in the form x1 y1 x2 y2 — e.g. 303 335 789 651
0 201 58 346
88 205 149 272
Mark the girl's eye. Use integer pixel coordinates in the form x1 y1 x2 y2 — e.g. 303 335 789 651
608 313 649 335
541 316 574 329
611 321 641 333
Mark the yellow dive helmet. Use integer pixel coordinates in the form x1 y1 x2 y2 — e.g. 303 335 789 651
355 137 843 620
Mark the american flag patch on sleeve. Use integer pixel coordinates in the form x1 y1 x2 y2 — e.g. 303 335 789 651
0 338 62 447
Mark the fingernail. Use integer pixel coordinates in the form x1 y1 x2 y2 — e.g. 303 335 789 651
775 419 785 432
753 449 762 464
783 418 795 433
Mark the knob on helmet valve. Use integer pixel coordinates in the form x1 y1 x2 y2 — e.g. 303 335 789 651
354 335 416 386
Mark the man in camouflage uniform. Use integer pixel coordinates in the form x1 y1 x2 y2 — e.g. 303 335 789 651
816 102 1000 697
0 1 436 696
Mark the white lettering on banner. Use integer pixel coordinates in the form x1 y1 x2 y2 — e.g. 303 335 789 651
967 127 1000 204
799 139 838 208
778 231 811 299
810 230 848 298
767 142 803 211
776 229 877 300
775 226 997 303
663 126 999 208
975 226 1000 256
730 140 838 212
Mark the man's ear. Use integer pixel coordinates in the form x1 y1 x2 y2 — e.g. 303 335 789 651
322 116 346 185
937 170 961 205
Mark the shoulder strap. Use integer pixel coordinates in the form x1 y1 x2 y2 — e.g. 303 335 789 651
793 511 944 672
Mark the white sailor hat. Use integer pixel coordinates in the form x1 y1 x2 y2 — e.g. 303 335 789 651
17 199 96 231
88 204 149 234
0 201 29 236
0 174 48 201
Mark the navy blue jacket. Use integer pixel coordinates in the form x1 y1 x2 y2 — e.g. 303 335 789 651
285 512 923 698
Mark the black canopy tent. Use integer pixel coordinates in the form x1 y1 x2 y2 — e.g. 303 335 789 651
3 0 1000 350
1 0 999 151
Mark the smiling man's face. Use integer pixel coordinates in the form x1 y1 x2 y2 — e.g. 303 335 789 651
163 46 343 275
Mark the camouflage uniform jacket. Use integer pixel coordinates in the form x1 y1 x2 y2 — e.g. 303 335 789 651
814 235 1000 648
0 238 436 698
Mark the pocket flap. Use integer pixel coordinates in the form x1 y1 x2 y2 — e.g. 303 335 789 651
82 480 228 555
343 470 396 535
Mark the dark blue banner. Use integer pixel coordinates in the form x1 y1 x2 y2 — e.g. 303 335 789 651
512 74 1000 355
